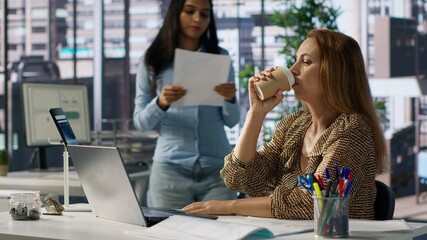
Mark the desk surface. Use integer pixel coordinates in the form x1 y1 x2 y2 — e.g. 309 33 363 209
0 170 150 197
0 211 142 240
0 170 84 196
0 211 426 240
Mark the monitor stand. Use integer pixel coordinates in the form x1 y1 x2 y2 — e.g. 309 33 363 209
28 147 62 172
63 203 92 212
60 145 91 212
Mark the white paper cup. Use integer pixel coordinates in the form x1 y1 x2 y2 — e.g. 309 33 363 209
254 67 295 100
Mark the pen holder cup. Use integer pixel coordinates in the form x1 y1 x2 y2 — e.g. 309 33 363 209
313 196 349 238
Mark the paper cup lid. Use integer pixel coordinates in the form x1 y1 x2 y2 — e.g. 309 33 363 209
278 67 295 86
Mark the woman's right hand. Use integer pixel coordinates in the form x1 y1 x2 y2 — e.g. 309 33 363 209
248 68 284 116
233 69 283 164
157 85 187 109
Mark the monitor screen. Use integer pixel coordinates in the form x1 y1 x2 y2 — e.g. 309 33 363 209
22 83 91 147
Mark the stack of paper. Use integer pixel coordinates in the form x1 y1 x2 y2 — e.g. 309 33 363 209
124 215 313 240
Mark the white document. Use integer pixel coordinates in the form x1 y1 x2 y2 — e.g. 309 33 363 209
124 215 273 240
172 49 231 107
349 219 412 235
124 215 313 240
219 215 314 236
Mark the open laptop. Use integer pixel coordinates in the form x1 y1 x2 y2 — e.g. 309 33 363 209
67 144 218 227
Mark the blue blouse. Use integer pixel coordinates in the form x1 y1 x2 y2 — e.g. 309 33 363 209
133 48 240 171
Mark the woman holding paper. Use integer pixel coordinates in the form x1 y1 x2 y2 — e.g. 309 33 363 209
182 29 389 220
133 0 239 208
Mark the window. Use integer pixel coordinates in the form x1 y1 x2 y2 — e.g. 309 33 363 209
32 8 48 19
8 44 18 50
32 27 46 33
32 44 46 50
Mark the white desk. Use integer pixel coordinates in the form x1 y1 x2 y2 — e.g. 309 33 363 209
0 211 142 240
0 171 84 196
0 170 150 202
0 211 426 240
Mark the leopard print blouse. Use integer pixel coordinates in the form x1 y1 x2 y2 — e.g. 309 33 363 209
221 110 377 219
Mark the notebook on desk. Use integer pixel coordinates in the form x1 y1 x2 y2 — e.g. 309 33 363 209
67 144 218 227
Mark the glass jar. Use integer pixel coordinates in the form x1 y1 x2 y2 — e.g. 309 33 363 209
9 192 42 220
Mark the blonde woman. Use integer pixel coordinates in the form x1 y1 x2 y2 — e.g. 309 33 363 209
183 29 388 220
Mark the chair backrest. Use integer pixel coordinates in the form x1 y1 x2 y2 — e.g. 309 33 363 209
374 180 395 220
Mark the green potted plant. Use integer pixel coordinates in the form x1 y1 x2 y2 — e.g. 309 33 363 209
0 149 9 176
270 0 342 66
257 0 342 142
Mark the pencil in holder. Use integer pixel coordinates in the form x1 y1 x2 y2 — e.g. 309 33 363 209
313 196 349 238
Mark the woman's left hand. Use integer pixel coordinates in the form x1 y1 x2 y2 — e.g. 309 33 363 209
214 83 236 101
181 200 234 215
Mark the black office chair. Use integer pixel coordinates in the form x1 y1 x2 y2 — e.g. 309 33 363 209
374 180 395 220
16 60 61 81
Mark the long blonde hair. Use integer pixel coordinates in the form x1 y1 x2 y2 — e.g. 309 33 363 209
307 29 389 174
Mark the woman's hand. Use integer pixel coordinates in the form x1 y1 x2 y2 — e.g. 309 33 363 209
182 197 272 218
254 67 275 82
181 200 235 215
214 82 236 101
158 85 187 109
249 68 284 115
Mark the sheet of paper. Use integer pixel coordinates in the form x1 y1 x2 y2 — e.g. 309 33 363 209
172 49 230 107
349 219 412 234
124 215 313 240
124 215 273 240
218 215 314 236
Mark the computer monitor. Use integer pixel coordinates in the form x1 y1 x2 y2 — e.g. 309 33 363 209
21 82 91 170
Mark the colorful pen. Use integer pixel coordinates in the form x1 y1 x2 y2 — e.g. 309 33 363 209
325 168 331 181
313 182 323 198
324 171 333 197
338 178 344 196
344 179 353 197
316 175 325 190
334 164 339 179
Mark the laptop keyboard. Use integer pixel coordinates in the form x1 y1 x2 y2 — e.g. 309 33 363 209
141 207 218 220
141 208 174 218
140 207 218 226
